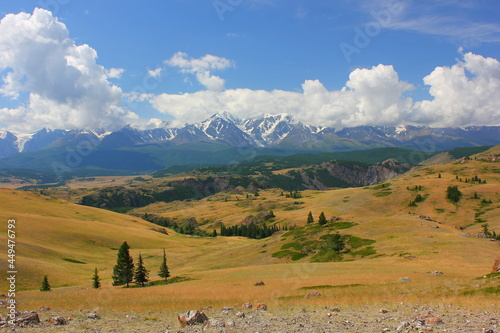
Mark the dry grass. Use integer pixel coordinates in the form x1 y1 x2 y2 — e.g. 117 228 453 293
15 260 500 313
1 150 499 312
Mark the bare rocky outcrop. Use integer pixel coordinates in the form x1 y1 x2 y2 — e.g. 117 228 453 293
177 310 208 326
14 311 40 327
283 159 410 190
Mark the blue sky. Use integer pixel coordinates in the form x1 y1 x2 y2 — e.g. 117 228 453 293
1 0 500 132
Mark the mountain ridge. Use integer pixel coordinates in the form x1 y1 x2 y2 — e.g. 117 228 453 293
1 113 499 159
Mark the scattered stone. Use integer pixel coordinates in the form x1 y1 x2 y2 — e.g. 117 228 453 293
492 256 500 273
177 310 208 326
222 306 233 311
126 314 140 320
48 316 68 325
14 311 40 326
87 312 100 319
418 313 443 326
306 291 321 297
379 309 389 313
203 318 225 328
399 277 412 282
93 307 101 313
331 308 341 312
256 303 267 311
396 321 410 331
225 319 235 327
235 311 245 318
39 306 51 312
242 302 253 309
430 271 444 275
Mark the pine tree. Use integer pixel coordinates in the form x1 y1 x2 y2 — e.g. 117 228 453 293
112 241 134 287
134 253 149 287
307 211 314 224
446 186 462 203
318 212 327 226
330 233 345 253
40 275 51 291
92 268 101 289
482 223 491 237
158 249 171 282
212 229 218 237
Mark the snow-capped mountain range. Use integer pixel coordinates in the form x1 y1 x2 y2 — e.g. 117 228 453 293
1 112 499 159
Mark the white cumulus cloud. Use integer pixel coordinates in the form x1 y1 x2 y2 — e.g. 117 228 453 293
152 52 500 129
0 8 134 133
412 52 500 127
147 67 164 78
151 64 414 128
107 68 125 79
165 52 234 91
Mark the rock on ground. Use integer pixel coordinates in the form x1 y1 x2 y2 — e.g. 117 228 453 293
1 304 499 332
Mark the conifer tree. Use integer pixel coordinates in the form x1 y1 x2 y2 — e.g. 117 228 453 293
318 212 327 226
330 233 345 253
112 241 134 287
134 253 149 287
446 185 462 203
307 211 314 224
158 249 171 282
92 268 101 289
40 275 51 291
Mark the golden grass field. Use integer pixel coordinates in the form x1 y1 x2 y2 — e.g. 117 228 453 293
0 147 499 312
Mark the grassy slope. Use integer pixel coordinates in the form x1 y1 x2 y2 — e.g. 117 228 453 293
0 147 499 311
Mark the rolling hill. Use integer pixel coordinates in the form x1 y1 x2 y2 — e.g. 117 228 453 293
0 146 498 312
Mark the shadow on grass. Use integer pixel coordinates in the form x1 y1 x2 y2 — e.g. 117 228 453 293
127 276 193 288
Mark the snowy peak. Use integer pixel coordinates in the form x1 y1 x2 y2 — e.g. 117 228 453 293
22 128 71 152
212 111 242 125
243 113 296 146
195 113 255 146
1 112 500 160
0 131 19 158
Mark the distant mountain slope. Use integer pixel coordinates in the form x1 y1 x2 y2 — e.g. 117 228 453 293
1 113 498 175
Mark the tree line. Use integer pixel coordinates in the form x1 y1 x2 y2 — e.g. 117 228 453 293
219 223 285 239
39 242 171 291
112 241 170 287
